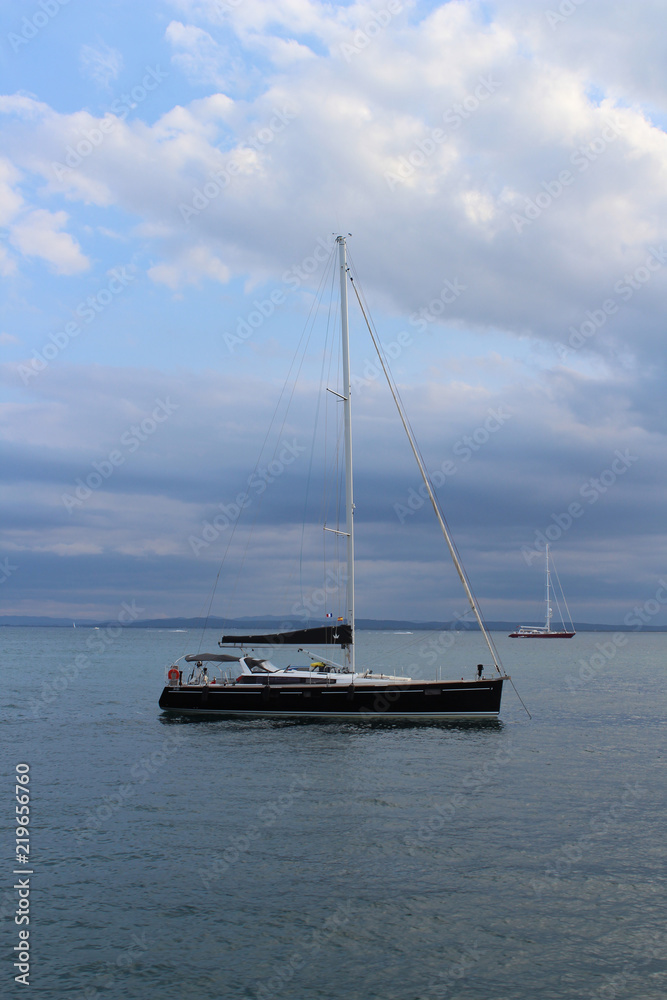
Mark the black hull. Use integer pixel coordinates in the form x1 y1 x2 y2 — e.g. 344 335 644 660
158 677 504 720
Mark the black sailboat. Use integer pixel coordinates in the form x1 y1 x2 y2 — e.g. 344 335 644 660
159 237 508 720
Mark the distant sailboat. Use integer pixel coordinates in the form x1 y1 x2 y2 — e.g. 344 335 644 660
509 545 575 638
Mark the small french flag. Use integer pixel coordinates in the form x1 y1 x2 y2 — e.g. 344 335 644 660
325 612 333 618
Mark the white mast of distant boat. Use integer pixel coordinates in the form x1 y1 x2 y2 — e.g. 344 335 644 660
545 543 552 633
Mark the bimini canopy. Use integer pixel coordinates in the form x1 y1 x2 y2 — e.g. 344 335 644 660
184 653 242 662
219 624 352 648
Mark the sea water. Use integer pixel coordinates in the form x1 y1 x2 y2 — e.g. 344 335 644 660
1 626 665 999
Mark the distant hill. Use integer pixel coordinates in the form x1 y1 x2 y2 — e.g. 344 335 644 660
0 615 664 632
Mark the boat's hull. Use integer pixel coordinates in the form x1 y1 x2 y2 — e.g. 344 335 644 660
508 631 575 638
158 677 504 720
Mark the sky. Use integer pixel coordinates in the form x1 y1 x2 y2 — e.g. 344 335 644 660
1 0 667 626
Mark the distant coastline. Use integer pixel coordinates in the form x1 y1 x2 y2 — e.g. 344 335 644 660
0 615 664 632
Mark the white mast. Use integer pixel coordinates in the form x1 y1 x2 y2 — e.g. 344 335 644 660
337 236 355 673
545 544 552 633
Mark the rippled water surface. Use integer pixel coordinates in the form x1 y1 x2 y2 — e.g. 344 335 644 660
1 627 666 998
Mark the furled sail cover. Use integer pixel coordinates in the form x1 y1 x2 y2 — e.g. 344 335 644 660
219 625 352 647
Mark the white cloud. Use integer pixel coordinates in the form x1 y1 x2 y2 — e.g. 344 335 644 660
166 20 230 87
148 244 231 288
4 3 667 344
9 208 90 275
0 245 17 277
168 0 342 45
0 157 24 226
79 42 124 89
0 93 52 120
498 0 667 110
0 355 663 620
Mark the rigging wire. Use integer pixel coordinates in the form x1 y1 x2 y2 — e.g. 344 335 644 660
550 558 575 631
196 240 339 650
323 306 346 621
232 252 338 618
298 249 339 615
346 261 501 665
345 250 531 718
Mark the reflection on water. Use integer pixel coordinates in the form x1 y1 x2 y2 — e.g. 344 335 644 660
158 712 505 732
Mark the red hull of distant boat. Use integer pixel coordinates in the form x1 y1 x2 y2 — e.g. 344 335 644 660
509 630 575 638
